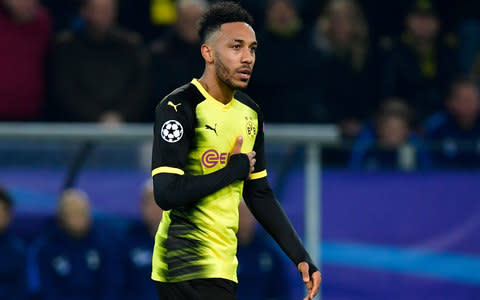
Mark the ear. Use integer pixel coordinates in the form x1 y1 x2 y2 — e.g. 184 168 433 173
201 44 214 64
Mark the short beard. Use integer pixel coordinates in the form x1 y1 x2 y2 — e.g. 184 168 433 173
214 52 247 90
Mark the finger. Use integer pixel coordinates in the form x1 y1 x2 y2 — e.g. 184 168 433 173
232 136 243 154
309 272 321 299
251 158 256 166
306 280 313 290
298 262 310 283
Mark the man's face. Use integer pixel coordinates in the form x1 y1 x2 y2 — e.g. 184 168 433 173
266 0 298 32
211 22 257 90
176 3 205 44
448 84 480 123
377 116 409 148
329 6 355 45
3 0 39 23
81 0 117 33
0 202 11 233
407 13 439 42
59 196 91 239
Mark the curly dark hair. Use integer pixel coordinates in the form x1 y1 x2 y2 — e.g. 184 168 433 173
198 1 254 43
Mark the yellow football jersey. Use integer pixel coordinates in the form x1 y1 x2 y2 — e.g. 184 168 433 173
151 79 267 283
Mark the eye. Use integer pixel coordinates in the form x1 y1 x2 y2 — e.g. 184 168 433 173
250 47 257 53
232 44 241 49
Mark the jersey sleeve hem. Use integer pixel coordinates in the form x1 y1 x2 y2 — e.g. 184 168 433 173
152 166 185 176
248 170 267 180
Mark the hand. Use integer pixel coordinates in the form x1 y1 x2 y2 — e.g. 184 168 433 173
232 136 256 175
298 262 321 300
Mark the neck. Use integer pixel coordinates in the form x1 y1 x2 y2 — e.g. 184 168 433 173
198 71 234 104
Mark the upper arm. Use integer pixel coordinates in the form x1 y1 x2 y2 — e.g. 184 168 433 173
248 107 268 181
151 96 195 177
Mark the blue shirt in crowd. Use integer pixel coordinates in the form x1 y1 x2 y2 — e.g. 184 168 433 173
236 232 289 300
425 111 480 168
120 221 157 300
0 230 27 300
28 221 118 300
349 125 432 170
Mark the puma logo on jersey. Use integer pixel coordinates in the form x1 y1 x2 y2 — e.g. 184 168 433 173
205 124 217 136
167 101 182 112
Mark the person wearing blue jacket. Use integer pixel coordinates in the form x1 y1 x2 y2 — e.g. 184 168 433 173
28 188 118 300
424 77 480 168
349 98 432 170
236 201 289 300
121 180 163 300
0 187 27 300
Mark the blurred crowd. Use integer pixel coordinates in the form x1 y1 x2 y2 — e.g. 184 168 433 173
0 184 289 300
1 0 480 169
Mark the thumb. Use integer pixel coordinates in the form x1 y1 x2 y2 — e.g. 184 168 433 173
232 136 243 154
298 262 310 283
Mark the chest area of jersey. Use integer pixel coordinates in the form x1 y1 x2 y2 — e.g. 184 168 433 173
193 100 258 164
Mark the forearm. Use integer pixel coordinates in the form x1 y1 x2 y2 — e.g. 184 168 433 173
153 154 250 210
243 178 317 272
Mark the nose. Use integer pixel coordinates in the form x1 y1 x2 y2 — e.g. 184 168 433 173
241 48 254 65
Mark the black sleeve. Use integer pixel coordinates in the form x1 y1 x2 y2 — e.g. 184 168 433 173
243 108 317 274
243 178 318 275
247 105 267 179
151 97 251 210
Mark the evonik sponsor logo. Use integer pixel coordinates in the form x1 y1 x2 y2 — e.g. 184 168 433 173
201 149 230 168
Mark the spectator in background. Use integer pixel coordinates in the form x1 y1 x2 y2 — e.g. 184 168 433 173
381 0 457 121
51 0 149 124
29 189 117 300
424 77 480 168
0 187 27 300
350 99 431 170
121 180 162 300
0 0 51 121
149 0 208 119
247 0 324 123
312 0 377 139
236 201 289 300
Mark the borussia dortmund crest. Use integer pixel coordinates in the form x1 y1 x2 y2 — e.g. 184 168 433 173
246 120 256 138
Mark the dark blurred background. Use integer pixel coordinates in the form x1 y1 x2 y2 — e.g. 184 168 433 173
1 0 480 299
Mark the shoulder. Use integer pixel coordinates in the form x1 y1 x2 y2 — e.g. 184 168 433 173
234 90 261 114
2 233 26 254
155 82 204 117
160 82 201 104
424 111 450 137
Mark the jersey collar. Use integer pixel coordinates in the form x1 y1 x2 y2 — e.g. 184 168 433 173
191 79 234 110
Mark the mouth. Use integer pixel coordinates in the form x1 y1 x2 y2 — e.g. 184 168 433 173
237 68 252 80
